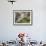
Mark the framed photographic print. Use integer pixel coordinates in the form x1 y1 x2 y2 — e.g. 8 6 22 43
13 10 32 25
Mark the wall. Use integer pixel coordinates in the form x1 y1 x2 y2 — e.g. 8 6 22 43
0 0 46 42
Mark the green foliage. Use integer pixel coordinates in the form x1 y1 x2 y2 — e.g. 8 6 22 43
18 17 30 23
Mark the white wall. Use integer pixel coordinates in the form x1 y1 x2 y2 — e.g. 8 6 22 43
0 0 46 42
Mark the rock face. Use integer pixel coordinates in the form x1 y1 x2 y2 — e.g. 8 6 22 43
15 12 30 23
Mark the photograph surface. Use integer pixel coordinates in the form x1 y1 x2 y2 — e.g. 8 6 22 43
13 10 32 25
